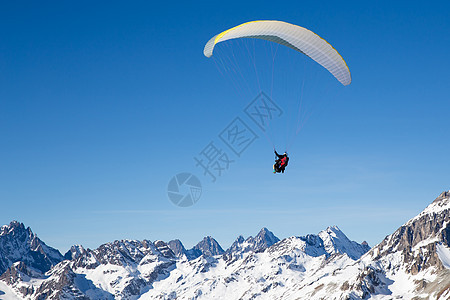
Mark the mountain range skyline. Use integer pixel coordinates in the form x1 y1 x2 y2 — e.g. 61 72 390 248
0 220 365 268
0 220 370 299
0 190 449 299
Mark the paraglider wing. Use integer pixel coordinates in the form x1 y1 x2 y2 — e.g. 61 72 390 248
203 20 351 86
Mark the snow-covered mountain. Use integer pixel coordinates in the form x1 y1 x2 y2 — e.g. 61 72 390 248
0 221 63 275
318 225 370 260
0 190 449 299
166 236 224 260
276 190 450 299
0 223 369 299
226 227 280 256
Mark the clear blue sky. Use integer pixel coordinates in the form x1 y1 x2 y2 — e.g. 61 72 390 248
1 1 449 253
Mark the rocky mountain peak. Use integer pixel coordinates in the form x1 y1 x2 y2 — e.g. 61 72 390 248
236 235 245 243
319 225 346 242
436 190 450 201
94 239 154 266
319 225 370 260
255 227 279 245
323 225 343 235
0 221 64 275
226 228 280 256
412 190 450 222
431 190 450 209
258 227 270 234
371 191 450 270
167 239 187 258
63 244 87 260
0 221 31 237
250 227 280 252
192 236 224 257
154 240 175 258
168 237 226 260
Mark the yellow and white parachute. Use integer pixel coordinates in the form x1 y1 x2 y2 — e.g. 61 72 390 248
204 20 351 86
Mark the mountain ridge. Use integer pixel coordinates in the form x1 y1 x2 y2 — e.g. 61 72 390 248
0 190 448 299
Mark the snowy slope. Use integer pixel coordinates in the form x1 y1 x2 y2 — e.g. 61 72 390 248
437 243 450 269
0 280 20 300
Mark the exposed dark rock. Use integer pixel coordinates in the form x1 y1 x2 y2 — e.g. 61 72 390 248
0 221 64 275
192 236 224 257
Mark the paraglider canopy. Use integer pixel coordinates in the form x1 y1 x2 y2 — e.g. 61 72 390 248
203 20 351 86
204 20 352 173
